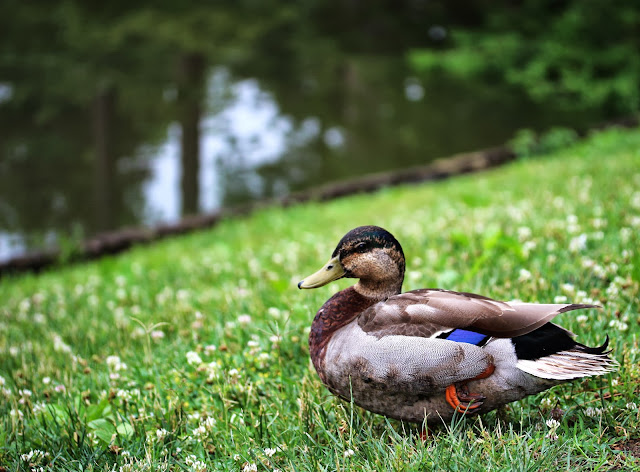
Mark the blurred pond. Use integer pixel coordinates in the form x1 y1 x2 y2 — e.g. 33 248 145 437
0 54 605 262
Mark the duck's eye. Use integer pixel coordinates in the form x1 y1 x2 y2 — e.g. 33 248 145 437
354 241 369 251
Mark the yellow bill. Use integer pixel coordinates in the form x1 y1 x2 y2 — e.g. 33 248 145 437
298 256 345 289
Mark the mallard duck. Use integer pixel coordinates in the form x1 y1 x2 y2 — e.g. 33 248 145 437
298 226 615 424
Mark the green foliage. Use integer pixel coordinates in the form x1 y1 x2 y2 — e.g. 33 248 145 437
509 127 580 158
409 1 640 114
1 126 640 469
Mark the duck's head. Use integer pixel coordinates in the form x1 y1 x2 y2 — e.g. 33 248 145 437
298 225 405 299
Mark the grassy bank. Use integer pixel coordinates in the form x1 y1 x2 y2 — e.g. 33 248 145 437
2 126 640 471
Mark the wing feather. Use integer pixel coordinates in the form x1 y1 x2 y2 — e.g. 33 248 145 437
358 289 599 339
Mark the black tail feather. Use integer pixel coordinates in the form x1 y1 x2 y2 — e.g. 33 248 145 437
513 323 610 361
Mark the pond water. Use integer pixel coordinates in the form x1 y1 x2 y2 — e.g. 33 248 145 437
0 56 604 263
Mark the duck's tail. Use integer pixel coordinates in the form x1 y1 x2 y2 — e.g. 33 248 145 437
513 324 617 380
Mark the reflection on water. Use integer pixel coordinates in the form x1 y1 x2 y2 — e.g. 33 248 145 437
0 59 604 262
143 71 298 224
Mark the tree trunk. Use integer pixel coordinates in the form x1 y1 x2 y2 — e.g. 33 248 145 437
92 86 116 232
177 53 206 216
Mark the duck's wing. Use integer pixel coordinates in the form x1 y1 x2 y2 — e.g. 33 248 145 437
358 289 598 338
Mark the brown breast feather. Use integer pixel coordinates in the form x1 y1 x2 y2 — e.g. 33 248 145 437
309 286 378 381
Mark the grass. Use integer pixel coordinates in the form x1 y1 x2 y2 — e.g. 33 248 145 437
2 126 640 471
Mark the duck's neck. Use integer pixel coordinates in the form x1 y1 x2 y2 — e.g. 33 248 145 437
308 286 378 375
354 277 403 300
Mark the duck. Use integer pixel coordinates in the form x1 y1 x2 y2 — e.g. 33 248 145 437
298 225 616 424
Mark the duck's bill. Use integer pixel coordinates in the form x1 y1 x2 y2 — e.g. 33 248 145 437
298 256 345 289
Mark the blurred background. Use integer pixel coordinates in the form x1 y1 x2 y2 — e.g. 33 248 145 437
1 0 638 262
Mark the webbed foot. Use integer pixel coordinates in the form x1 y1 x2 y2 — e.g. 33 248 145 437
445 364 495 414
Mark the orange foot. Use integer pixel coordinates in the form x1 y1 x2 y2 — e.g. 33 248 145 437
445 364 495 414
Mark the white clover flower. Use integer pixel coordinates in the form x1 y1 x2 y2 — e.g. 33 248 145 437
19 298 31 312
545 418 560 440
186 454 207 472
546 419 560 429
264 447 278 457
156 428 168 441
608 319 628 332
10 408 23 419
267 307 281 318
569 234 587 252
540 397 554 409
52 334 72 354
522 240 537 257
592 265 607 278
517 226 532 241
202 417 216 430
204 345 217 355
106 355 127 372
576 314 588 323
237 314 252 325
518 269 532 282
581 258 595 269
606 284 619 297
228 369 239 378
584 406 604 417
20 449 48 463
242 463 257 472
206 362 219 381
192 425 207 438
131 327 146 339
344 449 355 458
553 295 568 304
150 330 165 340
561 283 575 295
626 402 637 410
186 351 203 366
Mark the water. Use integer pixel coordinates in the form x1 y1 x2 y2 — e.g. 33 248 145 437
0 58 604 263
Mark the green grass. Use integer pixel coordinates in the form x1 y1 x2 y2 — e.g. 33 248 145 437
2 126 640 471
